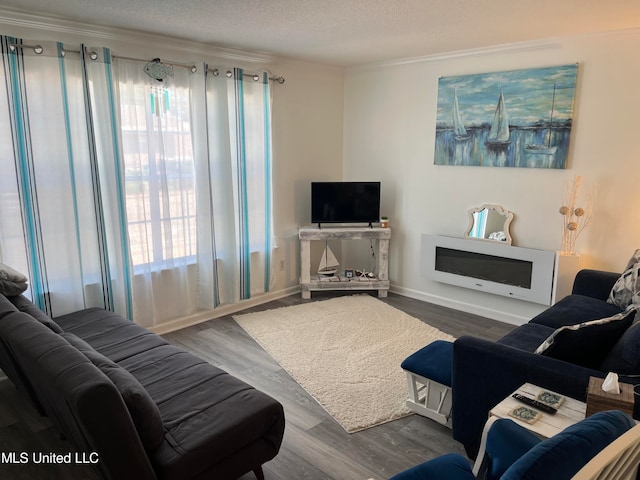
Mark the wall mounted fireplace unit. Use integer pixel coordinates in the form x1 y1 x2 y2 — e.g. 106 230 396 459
422 235 559 306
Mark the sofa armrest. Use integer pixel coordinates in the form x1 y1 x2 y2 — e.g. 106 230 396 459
69 369 157 480
572 269 620 300
451 336 605 457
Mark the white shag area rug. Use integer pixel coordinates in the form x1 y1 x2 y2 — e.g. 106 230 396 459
234 294 455 433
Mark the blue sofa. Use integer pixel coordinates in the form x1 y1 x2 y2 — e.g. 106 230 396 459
451 269 640 457
391 410 636 480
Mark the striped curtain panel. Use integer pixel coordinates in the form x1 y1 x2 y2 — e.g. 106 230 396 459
0 37 131 318
203 67 274 304
108 61 274 325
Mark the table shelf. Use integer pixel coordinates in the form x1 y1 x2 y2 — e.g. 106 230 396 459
299 226 391 299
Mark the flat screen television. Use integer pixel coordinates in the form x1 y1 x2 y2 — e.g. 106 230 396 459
311 181 381 226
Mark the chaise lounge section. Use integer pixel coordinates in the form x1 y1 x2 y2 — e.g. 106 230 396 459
0 293 285 480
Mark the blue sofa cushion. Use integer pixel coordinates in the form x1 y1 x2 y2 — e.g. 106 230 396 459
601 313 640 374
497 323 555 352
486 419 541 480
502 410 635 480
608 249 640 310
401 340 453 387
529 294 622 329
389 453 475 480
534 309 635 369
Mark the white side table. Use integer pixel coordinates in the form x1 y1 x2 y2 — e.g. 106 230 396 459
490 383 586 438
473 383 586 476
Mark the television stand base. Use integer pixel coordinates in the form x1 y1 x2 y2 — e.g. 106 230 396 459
299 226 391 299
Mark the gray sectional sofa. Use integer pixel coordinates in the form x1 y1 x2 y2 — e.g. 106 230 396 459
0 293 285 480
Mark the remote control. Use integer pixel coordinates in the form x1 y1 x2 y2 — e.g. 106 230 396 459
512 393 557 414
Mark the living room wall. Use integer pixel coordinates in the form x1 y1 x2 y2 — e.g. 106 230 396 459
343 29 640 325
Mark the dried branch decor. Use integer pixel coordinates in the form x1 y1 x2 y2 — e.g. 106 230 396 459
559 175 595 255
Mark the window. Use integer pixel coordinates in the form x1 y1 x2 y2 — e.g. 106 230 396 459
118 78 196 268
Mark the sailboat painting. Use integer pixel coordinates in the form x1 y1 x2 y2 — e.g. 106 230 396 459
434 64 578 168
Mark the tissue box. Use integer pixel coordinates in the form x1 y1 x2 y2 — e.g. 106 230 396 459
586 376 634 417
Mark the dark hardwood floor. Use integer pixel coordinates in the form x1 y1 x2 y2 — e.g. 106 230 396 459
0 292 514 480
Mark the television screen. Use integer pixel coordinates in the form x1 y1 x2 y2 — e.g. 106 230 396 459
311 182 381 225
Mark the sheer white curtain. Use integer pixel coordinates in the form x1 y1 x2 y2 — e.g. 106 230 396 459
204 68 274 304
0 39 274 326
112 59 205 326
112 62 274 324
0 38 130 318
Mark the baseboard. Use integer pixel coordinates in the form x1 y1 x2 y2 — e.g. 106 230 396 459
151 283 529 334
390 285 529 326
149 285 301 335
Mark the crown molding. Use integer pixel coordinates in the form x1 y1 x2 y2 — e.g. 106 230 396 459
0 7 275 65
347 39 561 72
347 26 640 72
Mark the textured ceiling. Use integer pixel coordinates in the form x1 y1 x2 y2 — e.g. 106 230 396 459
1 0 640 65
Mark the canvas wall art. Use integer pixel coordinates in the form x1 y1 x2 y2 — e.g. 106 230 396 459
434 64 578 168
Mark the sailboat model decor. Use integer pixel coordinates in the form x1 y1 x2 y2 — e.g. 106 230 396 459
318 241 339 276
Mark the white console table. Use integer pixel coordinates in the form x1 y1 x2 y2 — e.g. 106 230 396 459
299 226 391 299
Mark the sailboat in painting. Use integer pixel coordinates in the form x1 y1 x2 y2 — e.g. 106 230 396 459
452 88 470 141
318 243 339 276
485 90 510 149
525 83 558 155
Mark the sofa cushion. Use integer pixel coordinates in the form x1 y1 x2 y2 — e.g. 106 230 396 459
529 294 622 329
497 323 556 352
0 294 18 320
0 263 28 296
600 311 640 374
486 418 542 480
502 410 635 480
534 309 635 369
608 249 640 310
9 294 64 333
401 340 453 386
62 332 165 453
389 453 475 480
55 308 168 362
116 343 285 480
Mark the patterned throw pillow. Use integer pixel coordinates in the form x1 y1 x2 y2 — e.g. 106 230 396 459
534 309 636 369
608 249 640 310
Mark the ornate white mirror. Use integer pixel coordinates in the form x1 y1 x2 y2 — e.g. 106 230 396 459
465 204 514 245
